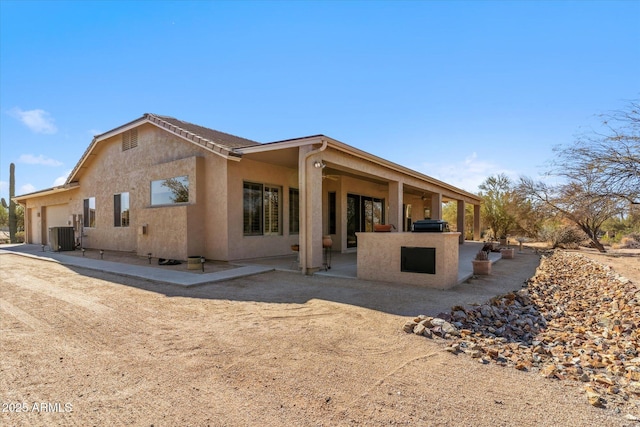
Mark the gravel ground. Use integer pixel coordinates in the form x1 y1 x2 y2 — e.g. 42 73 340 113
0 246 638 426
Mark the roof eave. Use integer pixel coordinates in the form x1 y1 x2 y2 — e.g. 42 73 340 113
235 135 327 154
237 135 480 202
13 182 79 203
66 114 245 185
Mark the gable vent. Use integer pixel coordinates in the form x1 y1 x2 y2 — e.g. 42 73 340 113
122 129 138 151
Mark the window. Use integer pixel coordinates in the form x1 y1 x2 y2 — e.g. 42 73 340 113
328 192 336 235
83 197 96 228
264 186 280 234
244 182 262 235
289 188 299 234
151 176 189 205
243 182 281 236
122 129 138 151
114 193 130 227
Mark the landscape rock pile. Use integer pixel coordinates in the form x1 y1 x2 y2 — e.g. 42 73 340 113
404 251 640 412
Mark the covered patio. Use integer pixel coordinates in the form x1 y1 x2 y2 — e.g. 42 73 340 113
236 241 502 285
238 136 482 275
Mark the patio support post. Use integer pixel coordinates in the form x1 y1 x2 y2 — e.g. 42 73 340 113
473 203 481 241
457 200 465 244
388 180 402 230
431 193 442 220
299 141 327 274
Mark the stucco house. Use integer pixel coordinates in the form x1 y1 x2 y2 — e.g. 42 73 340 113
14 113 481 274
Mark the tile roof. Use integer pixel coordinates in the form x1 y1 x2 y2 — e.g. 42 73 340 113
147 114 262 149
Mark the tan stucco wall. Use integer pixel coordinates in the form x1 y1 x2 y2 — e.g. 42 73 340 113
18 142 212 258
225 146 425 262
356 232 461 288
203 153 229 260
17 124 479 265
134 156 205 260
226 157 299 261
19 189 79 245
49 123 213 259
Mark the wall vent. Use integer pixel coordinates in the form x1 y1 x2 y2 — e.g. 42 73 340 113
122 129 138 151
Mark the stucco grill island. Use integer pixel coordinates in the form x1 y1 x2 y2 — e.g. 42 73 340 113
356 231 461 289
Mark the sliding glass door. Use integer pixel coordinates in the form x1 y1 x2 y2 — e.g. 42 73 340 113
346 193 384 248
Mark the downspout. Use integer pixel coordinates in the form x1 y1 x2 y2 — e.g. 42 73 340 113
299 139 327 274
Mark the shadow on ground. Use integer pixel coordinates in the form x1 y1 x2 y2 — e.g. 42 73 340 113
51 250 541 317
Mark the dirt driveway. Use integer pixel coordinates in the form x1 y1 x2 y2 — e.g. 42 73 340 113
0 248 634 426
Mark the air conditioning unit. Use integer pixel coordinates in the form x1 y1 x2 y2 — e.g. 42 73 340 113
49 227 75 251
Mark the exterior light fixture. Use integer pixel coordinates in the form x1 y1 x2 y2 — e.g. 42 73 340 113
100 249 104 259
200 256 205 272
82 248 86 256
42 245 45 252
148 253 152 264
313 161 326 169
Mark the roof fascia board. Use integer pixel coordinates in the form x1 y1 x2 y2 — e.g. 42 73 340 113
239 135 479 202
325 139 480 203
13 182 79 203
93 116 149 142
67 115 151 184
68 114 243 184
237 136 327 154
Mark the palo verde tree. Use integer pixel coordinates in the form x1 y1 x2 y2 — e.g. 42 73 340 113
478 173 518 240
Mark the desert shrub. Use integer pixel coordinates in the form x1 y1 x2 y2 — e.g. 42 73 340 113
616 234 640 249
538 225 587 249
15 231 25 243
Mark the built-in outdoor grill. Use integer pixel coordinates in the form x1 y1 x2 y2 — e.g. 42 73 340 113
411 220 450 233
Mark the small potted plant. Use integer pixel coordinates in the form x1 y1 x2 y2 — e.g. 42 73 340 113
472 249 491 275
500 239 515 259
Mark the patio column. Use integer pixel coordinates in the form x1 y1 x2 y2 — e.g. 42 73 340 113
388 180 402 230
474 203 481 241
457 200 465 244
431 193 442 220
299 143 326 274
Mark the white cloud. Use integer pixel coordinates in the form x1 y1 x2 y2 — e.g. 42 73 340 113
18 154 63 167
20 184 36 194
416 152 517 194
9 108 58 134
53 170 71 186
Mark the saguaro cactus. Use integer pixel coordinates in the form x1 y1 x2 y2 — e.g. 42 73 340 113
9 163 17 243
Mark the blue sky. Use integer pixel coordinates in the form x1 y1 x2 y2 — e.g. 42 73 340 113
1 0 638 202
